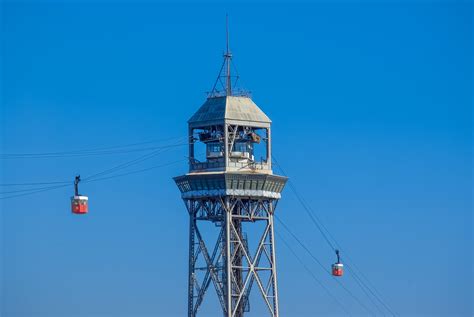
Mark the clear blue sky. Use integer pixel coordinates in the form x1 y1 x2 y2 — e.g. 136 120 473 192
1 1 472 316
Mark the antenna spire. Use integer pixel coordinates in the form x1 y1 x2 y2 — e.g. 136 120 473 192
225 14 232 96
209 15 246 98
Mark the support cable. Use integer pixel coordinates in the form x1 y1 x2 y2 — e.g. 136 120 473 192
0 185 71 195
0 158 186 201
81 158 186 183
0 181 71 187
82 140 187 181
345 265 386 316
0 136 187 159
345 263 398 317
0 143 193 201
272 156 336 250
0 138 188 190
282 182 388 316
275 215 376 316
273 155 398 317
276 231 351 316
0 184 71 200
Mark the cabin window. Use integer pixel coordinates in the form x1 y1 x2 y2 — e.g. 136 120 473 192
232 142 253 153
208 143 221 152
207 142 223 158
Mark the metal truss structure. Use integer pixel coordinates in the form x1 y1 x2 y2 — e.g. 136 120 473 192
175 20 286 316
184 197 280 317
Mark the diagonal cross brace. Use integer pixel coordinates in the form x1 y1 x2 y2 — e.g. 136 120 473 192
229 219 275 315
194 223 227 313
193 226 225 315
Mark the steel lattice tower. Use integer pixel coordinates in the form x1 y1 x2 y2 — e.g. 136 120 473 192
174 21 287 317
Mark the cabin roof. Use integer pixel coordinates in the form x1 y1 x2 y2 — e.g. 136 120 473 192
188 96 271 128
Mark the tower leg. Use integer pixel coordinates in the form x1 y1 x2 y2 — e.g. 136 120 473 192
233 218 244 317
188 203 196 317
269 211 280 316
225 198 233 317
184 197 280 317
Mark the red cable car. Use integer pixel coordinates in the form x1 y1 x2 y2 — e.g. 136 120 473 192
332 250 344 277
71 175 88 215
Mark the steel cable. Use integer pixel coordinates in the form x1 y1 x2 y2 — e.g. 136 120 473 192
82 141 187 181
0 138 190 200
0 184 71 200
0 136 187 159
276 231 351 316
0 181 71 187
273 155 398 317
275 215 376 316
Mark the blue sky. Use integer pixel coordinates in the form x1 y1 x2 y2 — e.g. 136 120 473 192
1 1 472 316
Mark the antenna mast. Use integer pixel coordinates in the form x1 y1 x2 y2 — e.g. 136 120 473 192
225 14 232 96
209 15 245 98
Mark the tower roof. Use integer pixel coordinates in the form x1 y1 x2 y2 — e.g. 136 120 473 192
188 95 271 128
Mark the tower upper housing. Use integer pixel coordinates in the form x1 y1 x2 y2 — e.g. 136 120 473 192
187 95 273 174
175 93 286 200
174 31 286 201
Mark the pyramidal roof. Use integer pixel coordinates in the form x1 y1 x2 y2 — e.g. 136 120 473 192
188 96 271 128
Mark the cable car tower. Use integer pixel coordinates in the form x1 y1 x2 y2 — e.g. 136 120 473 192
174 19 287 317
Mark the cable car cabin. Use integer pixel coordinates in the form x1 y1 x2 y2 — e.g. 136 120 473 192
71 195 88 214
71 175 88 214
332 263 344 277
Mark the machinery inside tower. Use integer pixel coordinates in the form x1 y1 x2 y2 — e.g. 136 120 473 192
194 126 266 166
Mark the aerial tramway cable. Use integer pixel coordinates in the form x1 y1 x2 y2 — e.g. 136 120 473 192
0 181 71 186
0 158 187 196
82 139 187 181
275 215 377 316
0 137 190 200
272 155 398 317
0 136 188 186
2 136 397 315
0 136 188 159
0 185 71 195
345 265 387 316
81 159 186 184
0 158 187 201
0 184 72 200
276 231 351 316
272 155 337 251
345 258 397 316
